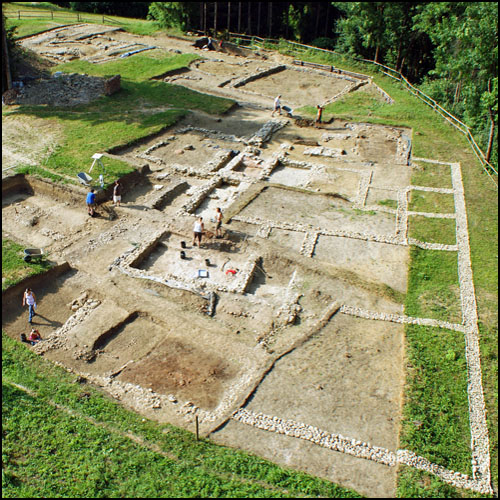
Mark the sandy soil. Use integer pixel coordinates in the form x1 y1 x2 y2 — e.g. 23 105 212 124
2 25 418 498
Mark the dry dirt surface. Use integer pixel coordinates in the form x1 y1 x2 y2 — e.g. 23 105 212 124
1 25 429 498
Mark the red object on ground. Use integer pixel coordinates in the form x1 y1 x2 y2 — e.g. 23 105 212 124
226 269 236 275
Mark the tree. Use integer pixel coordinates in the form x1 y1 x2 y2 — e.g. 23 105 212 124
415 2 498 163
2 10 13 92
147 2 197 31
334 2 390 62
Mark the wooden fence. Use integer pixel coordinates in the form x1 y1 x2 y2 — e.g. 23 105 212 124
7 10 122 26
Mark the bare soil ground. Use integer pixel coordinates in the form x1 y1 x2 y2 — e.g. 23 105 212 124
2 25 418 497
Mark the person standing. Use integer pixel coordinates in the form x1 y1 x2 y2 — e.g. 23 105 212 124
215 207 223 238
193 217 204 247
86 188 96 216
113 180 122 207
272 95 282 116
22 288 37 324
315 104 323 127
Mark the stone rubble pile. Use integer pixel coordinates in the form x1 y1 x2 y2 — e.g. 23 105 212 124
13 204 43 227
34 298 101 354
299 232 319 258
303 146 346 158
15 73 107 107
247 120 288 147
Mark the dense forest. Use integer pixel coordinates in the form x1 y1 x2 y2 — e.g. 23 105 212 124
14 2 500 165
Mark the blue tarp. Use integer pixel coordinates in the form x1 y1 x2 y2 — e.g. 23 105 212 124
119 46 156 58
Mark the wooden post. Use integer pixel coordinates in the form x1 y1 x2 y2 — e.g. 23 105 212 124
51 10 54 20
203 2 207 35
214 1 217 35
195 415 199 440
237 1 241 34
18 11 20 20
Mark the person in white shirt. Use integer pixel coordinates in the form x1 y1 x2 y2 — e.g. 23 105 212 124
22 288 37 324
193 217 204 247
272 94 282 116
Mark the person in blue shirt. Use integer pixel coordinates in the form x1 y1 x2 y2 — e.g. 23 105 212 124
86 188 96 216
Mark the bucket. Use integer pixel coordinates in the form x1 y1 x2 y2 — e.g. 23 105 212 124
180 251 186 259
205 258 210 266
181 241 186 249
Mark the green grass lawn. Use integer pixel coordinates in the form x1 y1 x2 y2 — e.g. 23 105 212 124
2 239 53 291
408 216 457 246
4 2 164 38
2 333 361 498
409 191 456 214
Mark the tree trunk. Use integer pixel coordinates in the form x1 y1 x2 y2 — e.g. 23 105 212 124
486 80 496 163
396 41 403 72
486 115 495 163
247 2 251 34
2 16 12 91
257 2 261 36
324 2 330 37
374 44 380 63
238 2 242 33
227 2 230 32
268 2 272 38
214 1 217 35
285 2 289 39
203 2 207 34
454 80 461 105
315 3 320 39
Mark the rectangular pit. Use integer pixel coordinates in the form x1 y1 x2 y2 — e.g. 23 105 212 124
118 331 240 411
237 186 396 237
131 232 251 292
143 130 240 171
194 181 247 220
269 163 361 200
240 67 354 107
2 176 92 250
313 235 409 294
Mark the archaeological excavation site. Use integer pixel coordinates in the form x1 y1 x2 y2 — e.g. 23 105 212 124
2 23 493 498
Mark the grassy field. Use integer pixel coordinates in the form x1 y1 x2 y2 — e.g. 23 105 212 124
3 2 165 38
288 46 497 497
2 239 53 291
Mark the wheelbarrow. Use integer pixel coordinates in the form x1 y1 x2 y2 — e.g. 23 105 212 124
77 172 93 186
282 105 293 117
23 248 44 263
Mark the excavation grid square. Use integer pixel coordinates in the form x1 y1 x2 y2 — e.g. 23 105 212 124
240 68 354 106
195 182 245 219
238 186 397 237
132 234 249 290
